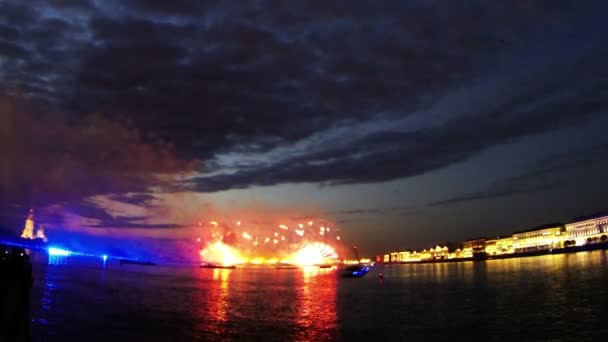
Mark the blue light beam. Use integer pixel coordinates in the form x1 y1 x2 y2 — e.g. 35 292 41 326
48 247 71 256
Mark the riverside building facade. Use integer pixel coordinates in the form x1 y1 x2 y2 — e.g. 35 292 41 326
381 213 608 264
564 215 608 246
512 225 564 253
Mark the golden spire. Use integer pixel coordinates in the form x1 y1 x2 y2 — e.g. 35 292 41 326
20 209 35 239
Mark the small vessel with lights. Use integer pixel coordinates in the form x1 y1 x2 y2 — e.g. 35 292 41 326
341 246 370 277
341 265 370 278
120 259 156 266
200 263 237 269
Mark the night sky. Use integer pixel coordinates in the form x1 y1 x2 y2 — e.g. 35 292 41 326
1 1 608 256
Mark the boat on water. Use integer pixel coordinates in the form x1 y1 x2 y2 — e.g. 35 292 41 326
275 263 299 269
341 246 370 277
342 265 370 278
119 259 156 266
200 263 237 269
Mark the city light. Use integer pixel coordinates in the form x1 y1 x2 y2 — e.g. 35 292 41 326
382 215 608 264
48 247 71 256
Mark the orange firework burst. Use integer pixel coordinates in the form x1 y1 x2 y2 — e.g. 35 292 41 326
199 241 244 265
284 242 338 266
196 216 343 267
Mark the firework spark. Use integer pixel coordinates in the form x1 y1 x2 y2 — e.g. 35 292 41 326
197 217 343 267
284 242 338 266
199 241 244 265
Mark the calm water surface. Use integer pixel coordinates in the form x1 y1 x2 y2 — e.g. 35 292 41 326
29 251 608 341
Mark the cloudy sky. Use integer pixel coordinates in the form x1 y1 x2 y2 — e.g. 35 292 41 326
1 0 608 256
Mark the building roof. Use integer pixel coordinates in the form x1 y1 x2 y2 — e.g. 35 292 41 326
512 222 563 235
462 237 487 243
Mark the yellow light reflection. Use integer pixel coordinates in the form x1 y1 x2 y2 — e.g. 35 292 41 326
295 264 337 341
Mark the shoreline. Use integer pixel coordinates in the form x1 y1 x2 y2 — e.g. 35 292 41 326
382 242 608 265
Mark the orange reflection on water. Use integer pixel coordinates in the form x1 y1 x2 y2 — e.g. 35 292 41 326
296 266 338 341
193 266 338 340
194 268 232 339
212 269 230 324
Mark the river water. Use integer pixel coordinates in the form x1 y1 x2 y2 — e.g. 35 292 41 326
29 250 608 341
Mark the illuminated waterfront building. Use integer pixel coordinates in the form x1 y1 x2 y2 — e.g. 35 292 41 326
496 237 514 254
451 249 463 259
394 251 416 262
512 224 563 253
398 251 409 262
429 246 449 260
418 249 432 261
390 252 399 262
409 251 422 262
564 215 608 246
380 215 608 263
36 225 47 241
485 239 497 254
383 247 451 263
462 239 486 258
485 237 514 255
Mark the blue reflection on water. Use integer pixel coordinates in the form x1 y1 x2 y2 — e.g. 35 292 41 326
47 255 68 265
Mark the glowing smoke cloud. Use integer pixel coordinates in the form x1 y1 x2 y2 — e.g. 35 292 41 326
283 242 338 266
200 241 244 265
195 217 344 266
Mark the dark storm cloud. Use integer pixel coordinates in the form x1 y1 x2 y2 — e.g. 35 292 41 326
429 180 567 207
46 0 96 11
1 0 607 198
429 143 608 206
121 0 207 15
0 2 37 26
334 208 386 216
0 24 20 41
0 97 195 222
85 220 186 230
185 82 608 192
65 199 116 222
330 206 418 217
60 199 185 230
107 193 160 207
0 41 27 58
